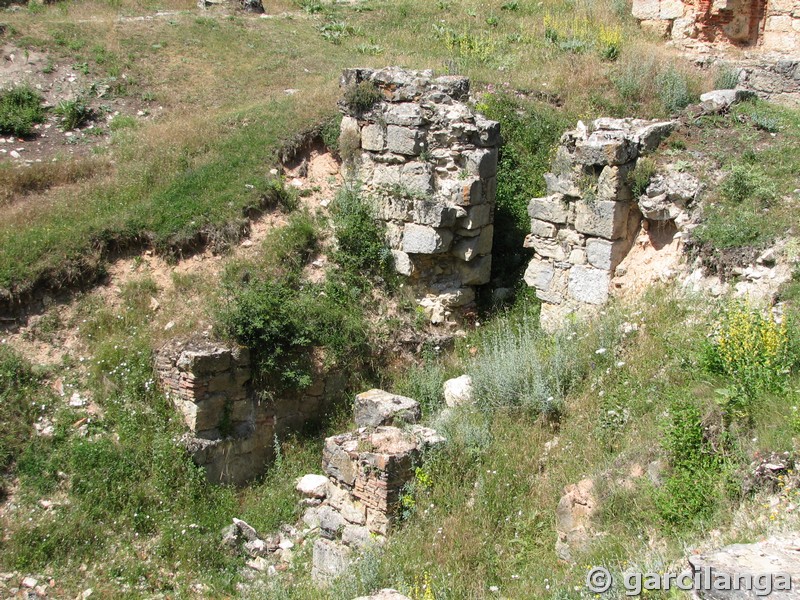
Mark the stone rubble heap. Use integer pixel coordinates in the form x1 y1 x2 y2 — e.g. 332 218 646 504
338 67 500 324
523 118 675 329
156 338 347 485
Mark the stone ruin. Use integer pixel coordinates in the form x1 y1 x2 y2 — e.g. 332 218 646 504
299 390 444 585
523 118 676 330
216 388 444 587
338 67 500 324
632 0 800 51
155 338 347 485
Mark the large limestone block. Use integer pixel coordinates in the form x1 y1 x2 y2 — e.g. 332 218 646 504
527 236 567 261
383 102 424 127
528 195 570 224
632 0 661 19
354 389 421 428
530 219 558 238
296 474 329 499
575 131 638 166
323 437 358 486
372 163 402 188
524 258 555 291
464 148 498 179
402 224 453 254
585 238 628 271
386 125 424 155
575 201 630 240
568 266 610 305
312 538 352 584
440 177 484 206
452 225 493 261
596 165 633 202
361 123 384 152
688 536 800 600
458 255 492 285
412 200 458 227
401 161 434 196
474 114 501 147
458 203 493 230
391 250 414 276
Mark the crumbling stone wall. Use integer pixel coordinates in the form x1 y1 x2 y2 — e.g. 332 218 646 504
156 339 347 485
296 390 444 584
633 0 800 51
338 67 500 324
523 118 675 330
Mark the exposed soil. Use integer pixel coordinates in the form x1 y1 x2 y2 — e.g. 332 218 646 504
612 220 684 299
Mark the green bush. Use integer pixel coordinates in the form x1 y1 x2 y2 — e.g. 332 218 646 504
0 85 46 137
657 66 695 114
720 165 776 207
54 98 93 131
263 211 319 273
715 66 740 90
331 187 393 282
628 157 656 198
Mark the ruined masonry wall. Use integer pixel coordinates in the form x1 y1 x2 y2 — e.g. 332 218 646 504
338 67 500 323
633 0 800 51
156 339 347 485
523 118 675 330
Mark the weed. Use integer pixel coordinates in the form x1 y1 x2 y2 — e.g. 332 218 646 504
319 21 355 44
715 66 740 90
0 85 46 137
54 98 93 131
331 187 393 282
343 80 382 114
656 66 695 114
720 165 776 207
501 0 519 10
628 157 656 198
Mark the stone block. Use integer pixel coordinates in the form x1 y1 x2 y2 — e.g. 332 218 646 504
402 224 453 254
443 177 483 206
585 238 628 271
341 524 380 550
401 161 434 196
386 125 424 156
297 474 329 499
575 131 637 166
639 18 672 37
323 438 358 486
463 148 498 179
530 219 558 238
529 237 567 261
544 172 581 197
452 225 493 261
632 0 661 19
383 102 424 127
457 255 491 285
596 165 633 202
391 250 414 276
443 375 474 407
312 538 351 584
568 266 610 305
412 200 457 227
354 389 421 428
459 203 493 230
474 114 501 147
524 258 555 291
372 163 402 188
318 505 347 538
528 195 570 224
361 123 384 151
366 507 390 536
575 201 630 240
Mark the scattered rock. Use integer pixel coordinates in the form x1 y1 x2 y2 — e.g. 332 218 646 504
296 474 330 499
443 375 474 407
353 591 413 600
555 478 597 562
354 389 420 428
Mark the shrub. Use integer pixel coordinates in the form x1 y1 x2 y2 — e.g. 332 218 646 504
720 165 776 207
53 97 93 131
715 66 740 90
0 85 46 137
331 187 393 282
656 66 694 114
262 211 319 273
343 80 382 113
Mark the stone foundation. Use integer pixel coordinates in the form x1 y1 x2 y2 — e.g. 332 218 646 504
338 67 500 324
156 339 347 485
523 118 675 330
